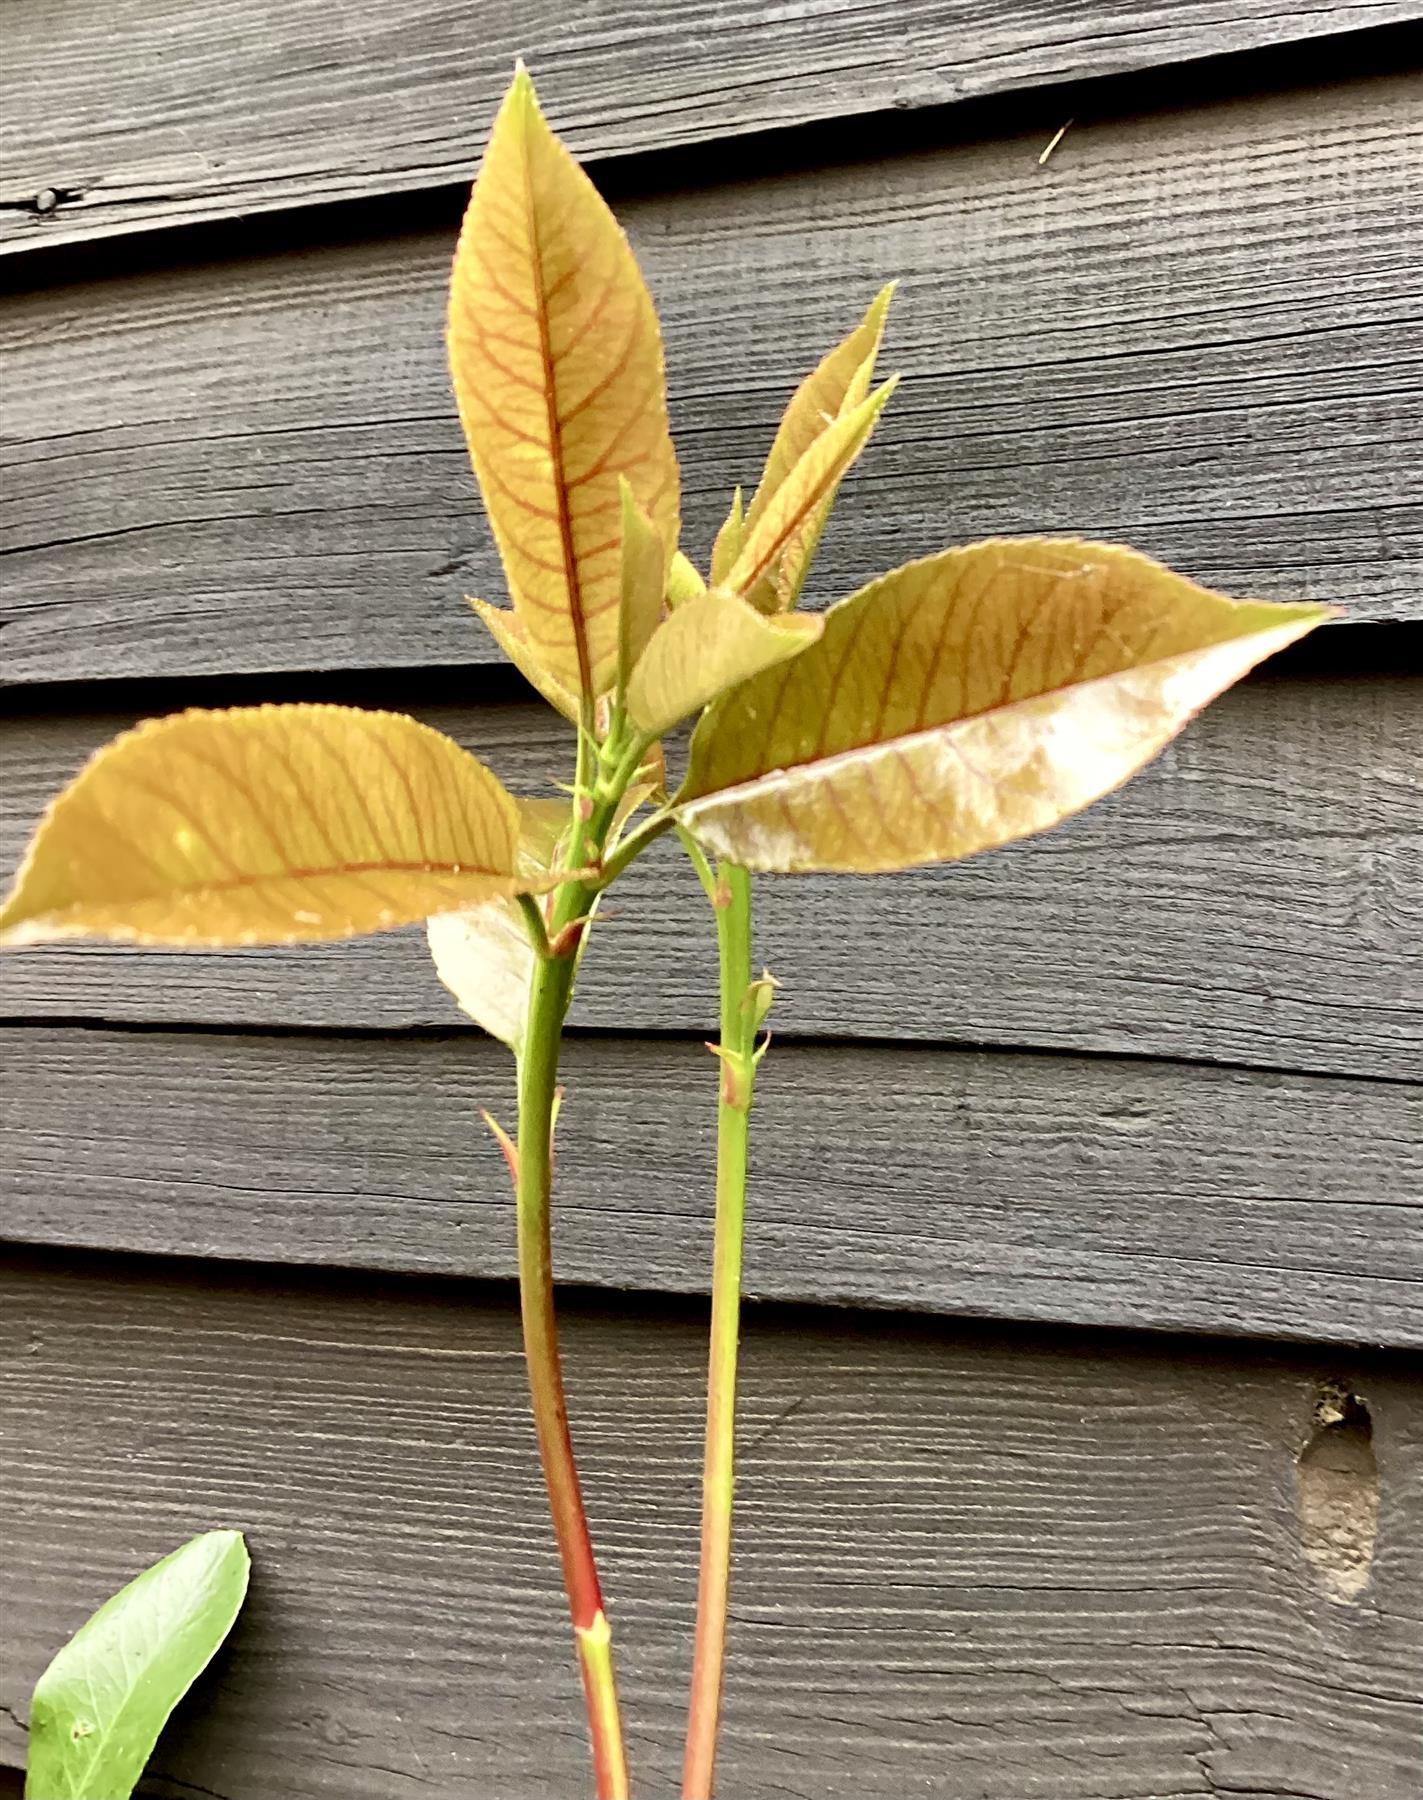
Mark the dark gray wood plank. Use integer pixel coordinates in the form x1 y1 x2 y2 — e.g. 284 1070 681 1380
2 1 1417 251
2 1255 1420 1796
3 72 1419 688
4 673 1419 1079
3 1026 1419 1344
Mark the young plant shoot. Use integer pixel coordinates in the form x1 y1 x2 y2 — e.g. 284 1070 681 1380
1 65 1329 1800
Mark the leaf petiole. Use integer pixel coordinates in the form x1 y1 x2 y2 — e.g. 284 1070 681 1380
596 806 677 889
516 891 553 959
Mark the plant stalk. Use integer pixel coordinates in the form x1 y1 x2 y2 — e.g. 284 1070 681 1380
512 725 630 1799
683 861 756 1799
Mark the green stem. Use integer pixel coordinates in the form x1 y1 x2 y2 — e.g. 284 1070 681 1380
597 807 675 890
683 861 755 1799
512 742 631 1799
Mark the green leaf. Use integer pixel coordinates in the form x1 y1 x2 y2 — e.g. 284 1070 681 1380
678 538 1331 873
0 705 540 947
25 1530 249 1800
616 478 667 697
626 587 821 740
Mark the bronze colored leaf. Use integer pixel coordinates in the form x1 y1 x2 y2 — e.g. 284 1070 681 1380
678 539 1330 873
741 287 894 610
470 597 581 724
726 378 896 609
744 283 893 529
0 705 533 947
617 478 668 695
448 66 680 700
667 550 707 609
710 486 744 587
626 587 821 741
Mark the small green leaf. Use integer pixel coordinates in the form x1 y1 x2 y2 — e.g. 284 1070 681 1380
26 1530 249 1800
678 538 1331 873
626 587 821 740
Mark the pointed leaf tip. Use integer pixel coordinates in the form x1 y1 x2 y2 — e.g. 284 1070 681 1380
710 487 745 588
25 1529 250 1800
729 375 895 608
679 539 1330 873
745 285 897 537
667 549 708 609
450 71 680 700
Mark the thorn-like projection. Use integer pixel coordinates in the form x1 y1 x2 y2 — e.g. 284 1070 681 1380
550 1086 565 1172
743 969 778 1036
481 1110 520 1188
548 914 593 958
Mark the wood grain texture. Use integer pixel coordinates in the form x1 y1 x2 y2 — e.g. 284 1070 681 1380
4 72 1420 688
4 1025 1420 1345
1 1 1417 250
4 673 1418 1080
2 1254 1420 1797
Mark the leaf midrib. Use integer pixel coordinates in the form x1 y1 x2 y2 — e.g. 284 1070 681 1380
520 109 592 704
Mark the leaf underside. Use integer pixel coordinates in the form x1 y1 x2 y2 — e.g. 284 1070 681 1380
25 1530 249 1800
678 538 1330 873
0 705 530 947
427 793 569 1051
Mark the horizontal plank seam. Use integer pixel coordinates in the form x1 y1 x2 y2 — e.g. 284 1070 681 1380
3 618 1416 709
0 1013 1416 1089
5 1237 1419 1362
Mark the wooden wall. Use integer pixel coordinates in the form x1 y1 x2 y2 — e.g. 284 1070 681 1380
2 5 1420 1796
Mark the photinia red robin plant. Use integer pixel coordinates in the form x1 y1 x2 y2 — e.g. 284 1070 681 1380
2 65 1330 1800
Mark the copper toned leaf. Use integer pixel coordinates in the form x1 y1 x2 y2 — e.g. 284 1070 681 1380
0 705 533 946
679 539 1330 873
448 66 680 700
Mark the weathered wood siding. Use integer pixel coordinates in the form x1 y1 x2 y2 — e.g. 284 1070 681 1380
3 1255 1422 1800
1 6 1419 1796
